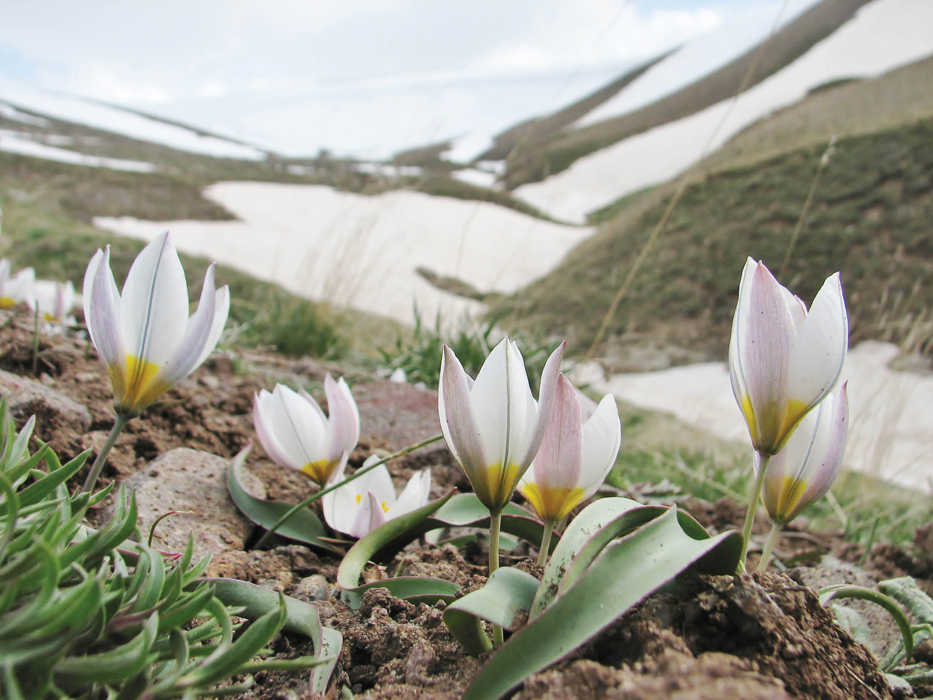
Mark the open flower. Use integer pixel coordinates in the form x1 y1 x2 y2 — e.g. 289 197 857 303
763 383 848 526
438 337 563 513
83 233 230 415
0 260 35 309
253 376 360 486
33 280 76 324
728 257 847 455
518 374 621 523
322 455 431 538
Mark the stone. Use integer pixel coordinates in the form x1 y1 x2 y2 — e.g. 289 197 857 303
112 447 266 561
0 368 92 435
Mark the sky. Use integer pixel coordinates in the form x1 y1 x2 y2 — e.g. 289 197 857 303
0 1 805 159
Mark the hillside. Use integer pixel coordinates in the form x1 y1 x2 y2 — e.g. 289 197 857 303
491 119 933 363
500 0 869 189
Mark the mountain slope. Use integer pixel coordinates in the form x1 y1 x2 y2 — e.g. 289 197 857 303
491 119 933 363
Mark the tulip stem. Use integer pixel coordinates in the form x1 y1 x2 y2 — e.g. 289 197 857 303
254 433 444 548
488 509 504 647
737 453 770 574
536 520 554 568
756 522 781 573
82 412 131 493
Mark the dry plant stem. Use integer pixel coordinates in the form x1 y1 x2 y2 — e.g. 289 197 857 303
82 412 131 493
31 306 39 376
757 522 782 573
738 453 771 574
254 432 445 548
536 520 555 567
488 509 504 647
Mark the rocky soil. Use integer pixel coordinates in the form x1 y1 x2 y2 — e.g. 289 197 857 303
2 307 931 699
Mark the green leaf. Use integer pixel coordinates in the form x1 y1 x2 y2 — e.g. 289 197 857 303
444 567 540 654
54 613 159 684
8 450 89 512
463 507 742 700
226 446 340 553
207 577 342 695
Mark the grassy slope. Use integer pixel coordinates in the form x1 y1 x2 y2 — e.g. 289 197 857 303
491 119 933 360
0 152 407 358
502 0 870 188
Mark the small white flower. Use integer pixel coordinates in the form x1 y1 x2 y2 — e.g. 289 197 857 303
322 455 431 538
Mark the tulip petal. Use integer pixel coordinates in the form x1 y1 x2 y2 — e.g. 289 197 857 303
469 339 512 469
270 385 328 469
785 273 848 410
439 345 484 473
161 264 219 384
324 375 360 464
520 340 565 467
120 233 189 369
394 469 432 517
253 390 298 469
530 374 583 491
84 248 124 367
578 393 622 498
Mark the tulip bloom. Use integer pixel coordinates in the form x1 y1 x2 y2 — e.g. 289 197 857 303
438 337 563 515
253 377 360 486
322 455 431 538
519 375 621 524
33 280 76 324
763 383 848 527
0 260 35 309
728 257 847 455
83 233 230 416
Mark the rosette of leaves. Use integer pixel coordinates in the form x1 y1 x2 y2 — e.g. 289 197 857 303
0 401 339 698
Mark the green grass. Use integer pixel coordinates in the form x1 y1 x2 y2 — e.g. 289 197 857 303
491 119 933 360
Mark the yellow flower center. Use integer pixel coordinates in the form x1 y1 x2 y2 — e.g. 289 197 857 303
300 459 334 485
520 482 585 523
476 462 523 511
0 297 16 309
743 395 810 454
773 475 808 523
110 354 170 415
352 492 389 512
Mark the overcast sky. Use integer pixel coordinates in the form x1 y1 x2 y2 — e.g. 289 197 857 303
0 1 803 157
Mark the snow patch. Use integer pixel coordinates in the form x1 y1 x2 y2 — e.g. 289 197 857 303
0 130 155 172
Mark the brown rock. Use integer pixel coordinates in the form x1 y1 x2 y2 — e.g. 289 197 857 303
112 447 265 561
0 368 92 436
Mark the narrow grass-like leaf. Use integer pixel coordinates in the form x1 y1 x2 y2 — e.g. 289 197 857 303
463 508 742 700
54 613 159 684
208 577 342 694
444 567 540 654
227 448 339 552
177 595 286 688
820 584 915 667
13 450 89 511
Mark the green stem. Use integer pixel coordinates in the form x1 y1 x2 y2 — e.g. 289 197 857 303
82 412 130 493
254 433 444 549
488 509 504 647
536 520 554 568
737 453 770 574
756 521 781 573
31 305 39 376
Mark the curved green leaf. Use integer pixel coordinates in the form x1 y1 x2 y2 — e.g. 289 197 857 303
444 567 540 654
227 446 341 553
208 577 342 695
819 584 915 667
464 508 742 700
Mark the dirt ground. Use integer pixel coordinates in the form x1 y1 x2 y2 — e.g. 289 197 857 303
2 308 930 699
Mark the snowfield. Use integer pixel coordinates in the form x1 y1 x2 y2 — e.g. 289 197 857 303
573 341 933 493
94 181 591 324
516 0 933 223
0 86 266 161
0 130 155 172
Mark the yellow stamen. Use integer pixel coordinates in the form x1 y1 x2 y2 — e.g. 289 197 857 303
300 458 334 485
520 483 585 522
355 493 362 504
774 475 808 522
110 354 170 414
381 501 389 513
478 462 523 511
0 297 16 309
